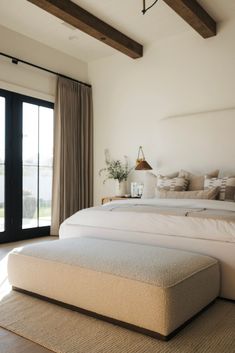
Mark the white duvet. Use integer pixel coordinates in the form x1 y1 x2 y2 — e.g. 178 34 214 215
59 199 235 243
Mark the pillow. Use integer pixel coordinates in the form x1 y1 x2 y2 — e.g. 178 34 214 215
156 187 219 200
142 171 178 199
179 169 219 191
204 176 235 201
157 176 188 192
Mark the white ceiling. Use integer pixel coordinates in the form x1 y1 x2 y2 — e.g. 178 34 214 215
0 0 234 63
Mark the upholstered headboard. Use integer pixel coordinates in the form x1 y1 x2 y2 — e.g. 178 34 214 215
154 108 235 176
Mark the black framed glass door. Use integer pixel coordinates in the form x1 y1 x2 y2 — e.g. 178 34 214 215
0 89 54 243
0 95 5 234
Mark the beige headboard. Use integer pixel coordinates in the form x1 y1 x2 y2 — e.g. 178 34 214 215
155 108 235 176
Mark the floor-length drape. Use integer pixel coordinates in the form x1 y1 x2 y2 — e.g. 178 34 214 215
51 77 93 235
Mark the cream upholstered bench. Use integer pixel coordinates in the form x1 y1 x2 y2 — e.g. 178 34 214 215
8 238 220 340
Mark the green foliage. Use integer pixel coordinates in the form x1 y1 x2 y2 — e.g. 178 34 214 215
0 164 4 175
99 149 132 183
23 193 36 219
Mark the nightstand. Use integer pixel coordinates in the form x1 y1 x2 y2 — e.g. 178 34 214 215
101 196 141 205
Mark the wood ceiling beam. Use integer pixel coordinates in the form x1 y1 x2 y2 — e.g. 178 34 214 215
27 0 143 59
163 0 217 38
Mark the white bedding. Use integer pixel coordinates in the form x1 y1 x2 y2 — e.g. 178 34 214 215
60 199 235 243
59 198 235 300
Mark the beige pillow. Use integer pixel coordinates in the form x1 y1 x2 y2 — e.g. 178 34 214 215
179 169 219 191
142 171 178 199
156 187 219 200
157 176 188 192
204 176 235 201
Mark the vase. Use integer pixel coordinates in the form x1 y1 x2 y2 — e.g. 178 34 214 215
115 180 127 196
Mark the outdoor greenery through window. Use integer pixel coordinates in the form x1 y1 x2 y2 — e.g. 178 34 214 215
23 103 53 229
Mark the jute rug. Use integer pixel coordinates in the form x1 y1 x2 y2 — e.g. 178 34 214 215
0 291 234 353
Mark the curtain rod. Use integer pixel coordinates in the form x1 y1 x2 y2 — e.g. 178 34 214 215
0 51 91 88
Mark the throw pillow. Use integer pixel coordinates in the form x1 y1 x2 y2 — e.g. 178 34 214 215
204 176 235 201
157 176 189 192
179 169 219 191
142 171 178 199
156 187 219 200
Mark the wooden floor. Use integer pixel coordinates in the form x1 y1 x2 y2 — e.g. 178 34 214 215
0 236 57 353
0 328 54 353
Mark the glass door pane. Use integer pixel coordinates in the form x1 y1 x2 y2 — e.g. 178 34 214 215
22 102 53 229
0 97 5 232
22 103 38 229
0 89 54 243
39 106 53 227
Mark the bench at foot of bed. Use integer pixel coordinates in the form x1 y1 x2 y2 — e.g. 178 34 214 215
8 238 220 340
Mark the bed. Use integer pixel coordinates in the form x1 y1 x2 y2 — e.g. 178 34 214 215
59 198 235 300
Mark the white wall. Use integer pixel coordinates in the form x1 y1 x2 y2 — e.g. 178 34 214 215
89 18 235 205
0 25 88 101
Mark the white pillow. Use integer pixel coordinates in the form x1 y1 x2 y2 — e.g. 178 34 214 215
142 171 178 199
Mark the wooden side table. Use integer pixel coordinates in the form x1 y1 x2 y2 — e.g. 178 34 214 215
101 196 140 205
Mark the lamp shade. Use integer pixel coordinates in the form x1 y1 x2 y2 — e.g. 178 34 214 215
135 160 152 170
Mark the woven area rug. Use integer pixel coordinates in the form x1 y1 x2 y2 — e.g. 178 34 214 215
0 291 234 353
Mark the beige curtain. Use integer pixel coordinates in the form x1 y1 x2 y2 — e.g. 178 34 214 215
51 76 93 235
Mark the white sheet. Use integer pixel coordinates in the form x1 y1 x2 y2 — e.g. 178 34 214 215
102 198 235 211
59 199 235 243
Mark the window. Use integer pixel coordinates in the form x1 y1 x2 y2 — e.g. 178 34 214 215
0 89 54 243
22 103 53 228
0 97 5 232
